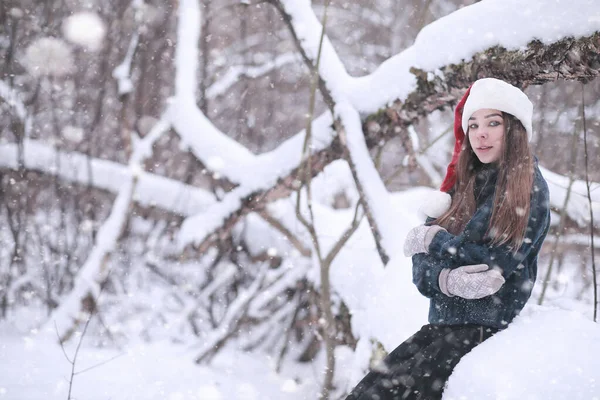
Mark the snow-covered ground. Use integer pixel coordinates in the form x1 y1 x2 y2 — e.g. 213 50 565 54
0 326 318 400
2 304 599 399
2 178 598 400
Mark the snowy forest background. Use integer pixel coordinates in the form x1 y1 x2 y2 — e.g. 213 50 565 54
1 0 599 399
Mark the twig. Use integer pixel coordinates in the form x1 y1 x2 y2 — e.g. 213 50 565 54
323 200 363 267
288 1 339 398
55 276 111 400
67 316 93 400
276 291 302 373
257 209 312 257
581 83 597 321
55 321 73 364
538 116 580 305
384 124 453 186
194 263 269 364
75 353 125 376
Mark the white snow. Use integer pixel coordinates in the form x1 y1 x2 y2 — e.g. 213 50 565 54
444 306 600 400
112 32 139 96
62 11 107 51
413 0 600 71
347 0 600 113
0 329 319 400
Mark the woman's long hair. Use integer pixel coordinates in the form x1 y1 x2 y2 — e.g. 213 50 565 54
433 114 534 250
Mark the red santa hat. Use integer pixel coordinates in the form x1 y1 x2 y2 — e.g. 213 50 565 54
420 78 533 218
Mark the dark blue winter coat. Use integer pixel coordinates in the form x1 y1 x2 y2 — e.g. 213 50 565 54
412 162 551 329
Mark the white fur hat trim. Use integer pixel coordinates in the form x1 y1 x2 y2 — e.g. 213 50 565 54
419 190 452 219
461 78 533 141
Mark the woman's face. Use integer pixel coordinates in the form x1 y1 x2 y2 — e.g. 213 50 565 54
467 108 505 164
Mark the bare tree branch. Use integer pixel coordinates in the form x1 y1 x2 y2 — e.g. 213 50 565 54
257 210 312 257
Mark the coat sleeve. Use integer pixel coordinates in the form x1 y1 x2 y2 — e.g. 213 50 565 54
427 184 550 278
412 252 452 298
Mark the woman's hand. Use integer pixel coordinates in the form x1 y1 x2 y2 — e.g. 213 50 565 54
403 225 446 257
438 264 505 299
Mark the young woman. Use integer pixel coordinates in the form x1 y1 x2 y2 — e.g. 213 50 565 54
345 78 551 400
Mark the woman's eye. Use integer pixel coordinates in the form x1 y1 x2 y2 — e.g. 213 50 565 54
469 124 478 130
489 120 501 127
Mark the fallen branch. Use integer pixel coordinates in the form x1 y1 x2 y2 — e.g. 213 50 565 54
194 262 269 364
0 139 214 217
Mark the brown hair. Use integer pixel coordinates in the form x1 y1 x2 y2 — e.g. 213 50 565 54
433 114 534 250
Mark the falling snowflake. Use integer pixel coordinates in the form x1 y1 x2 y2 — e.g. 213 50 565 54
62 11 106 51
22 37 74 78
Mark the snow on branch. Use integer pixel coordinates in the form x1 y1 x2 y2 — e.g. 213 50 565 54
194 262 270 364
175 30 600 258
0 80 32 139
0 139 214 217
248 258 311 317
345 0 600 114
206 52 300 100
272 0 400 263
0 80 27 122
47 175 136 342
335 103 405 262
177 0 600 260
112 0 151 96
112 31 139 96
178 113 336 251
541 166 600 227
269 0 352 107
45 119 173 342
168 0 256 184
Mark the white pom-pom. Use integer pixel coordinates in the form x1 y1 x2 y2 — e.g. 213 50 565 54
418 191 451 218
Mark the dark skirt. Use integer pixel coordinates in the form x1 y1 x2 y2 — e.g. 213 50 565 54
345 324 498 400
